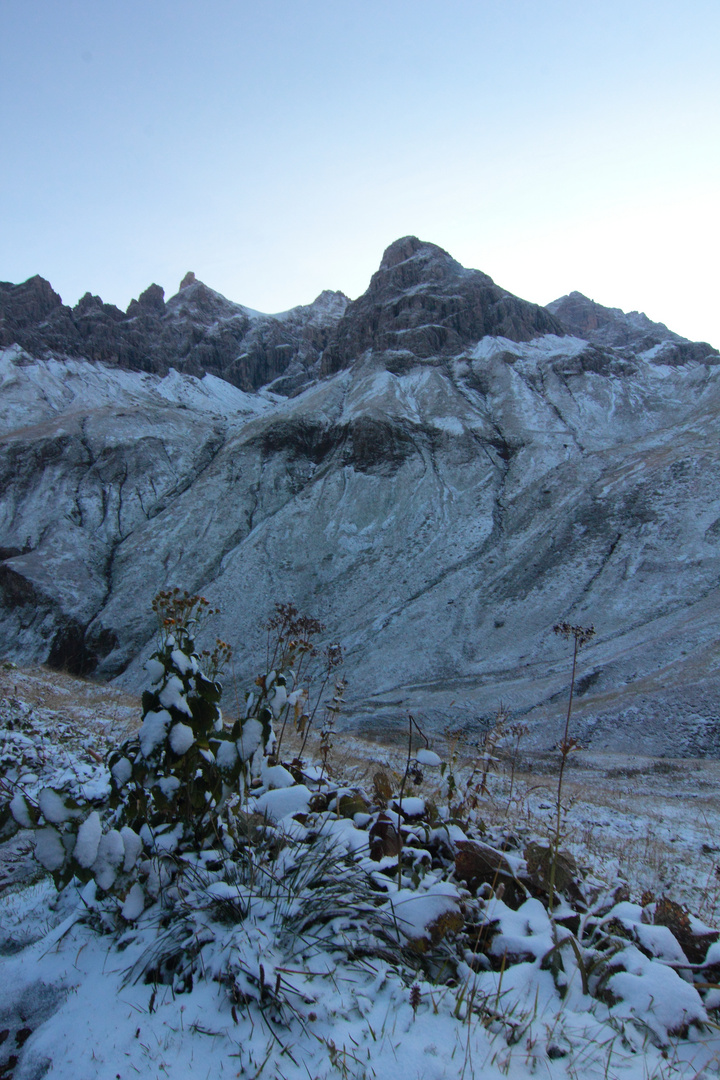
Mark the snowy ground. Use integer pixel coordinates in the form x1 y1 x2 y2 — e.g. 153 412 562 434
2 665 720 1080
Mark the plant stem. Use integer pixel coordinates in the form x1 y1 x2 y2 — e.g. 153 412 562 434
549 631 579 911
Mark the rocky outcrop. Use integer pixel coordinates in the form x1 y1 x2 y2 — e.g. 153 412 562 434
547 290 718 364
320 237 565 375
0 275 65 346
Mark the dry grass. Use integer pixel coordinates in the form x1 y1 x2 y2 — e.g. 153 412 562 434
0 661 140 747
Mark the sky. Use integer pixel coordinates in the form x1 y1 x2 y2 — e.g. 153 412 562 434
1 0 718 345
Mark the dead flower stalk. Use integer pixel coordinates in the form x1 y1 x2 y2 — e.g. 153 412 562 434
548 622 595 911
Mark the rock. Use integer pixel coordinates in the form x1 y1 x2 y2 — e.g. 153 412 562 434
0 274 349 393
408 908 464 953
524 842 583 904
126 283 165 317
369 814 401 859
320 236 564 375
336 791 370 818
652 897 719 965
0 275 64 349
547 291 718 364
454 840 522 904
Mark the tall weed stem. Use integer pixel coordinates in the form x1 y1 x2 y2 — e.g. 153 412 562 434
548 622 595 910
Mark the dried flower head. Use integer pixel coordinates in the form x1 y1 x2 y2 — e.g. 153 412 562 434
553 623 595 648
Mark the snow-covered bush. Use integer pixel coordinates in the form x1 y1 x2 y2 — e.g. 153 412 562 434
6 591 305 919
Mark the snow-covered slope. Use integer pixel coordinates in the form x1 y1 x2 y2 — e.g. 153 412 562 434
1 239 720 755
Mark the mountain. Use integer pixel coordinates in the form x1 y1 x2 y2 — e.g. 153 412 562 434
1 237 719 756
546 290 714 364
320 236 563 374
0 270 348 395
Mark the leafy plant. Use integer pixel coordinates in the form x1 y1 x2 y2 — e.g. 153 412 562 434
6 591 318 920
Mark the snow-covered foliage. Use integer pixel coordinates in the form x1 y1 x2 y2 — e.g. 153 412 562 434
2 592 299 919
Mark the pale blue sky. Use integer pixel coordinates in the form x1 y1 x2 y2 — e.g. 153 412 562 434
1 0 718 343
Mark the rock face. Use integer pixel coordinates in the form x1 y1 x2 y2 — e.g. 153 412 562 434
0 272 349 394
547 290 717 365
1 239 720 757
322 237 564 375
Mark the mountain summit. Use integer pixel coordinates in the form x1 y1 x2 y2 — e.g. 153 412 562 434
546 290 713 363
321 237 564 374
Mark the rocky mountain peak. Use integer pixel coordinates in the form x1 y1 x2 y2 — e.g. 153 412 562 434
5 239 715 406
0 275 64 347
305 289 349 322
74 292 105 315
377 235 453 272
546 290 675 344
321 237 564 375
126 283 166 318
165 277 245 323
547 290 717 362
377 235 485 287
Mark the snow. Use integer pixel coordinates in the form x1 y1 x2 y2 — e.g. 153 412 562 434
215 739 238 769
631 921 690 964
388 880 461 941
120 827 142 871
144 658 165 684
170 648 195 675
5 769 720 1080
270 682 287 716
5 607 720 1080
0 348 276 431
110 756 132 786
392 795 425 816
607 946 707 1041
158 775 181 797
318 815 370 855
121 882 145 921
253 784 312 822
73 810 102 868
236 717 264 761
38 788 71 824
431 415 464 434
33 827 65 871
169 722 195 755
139 708 172 756
260 758 295 788
485 896 557 960
93 829 125 890
416 748 443 766
9 791 33 827
158 675 192 716
470 332 589 363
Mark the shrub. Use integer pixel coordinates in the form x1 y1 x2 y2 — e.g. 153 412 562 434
7 591 314 921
